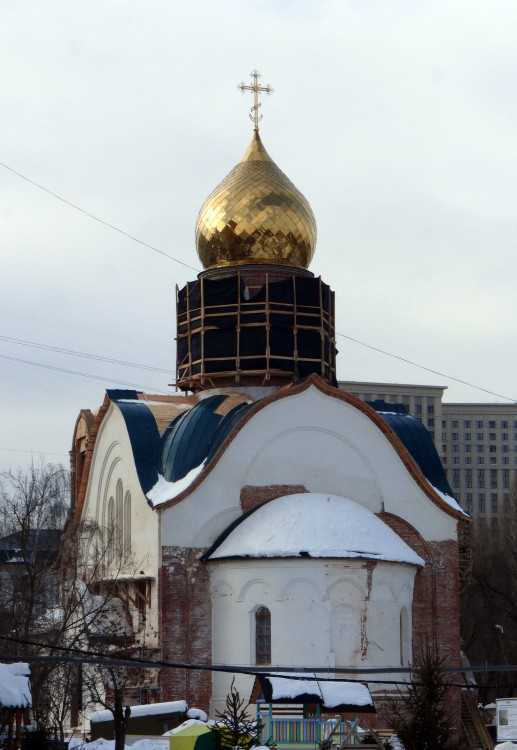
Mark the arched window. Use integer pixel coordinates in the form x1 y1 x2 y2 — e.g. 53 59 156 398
124 491 132 560
255 606 271 665
107 496 115 563
115 479 123 555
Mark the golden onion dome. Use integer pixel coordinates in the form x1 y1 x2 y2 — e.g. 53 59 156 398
195 130 317 270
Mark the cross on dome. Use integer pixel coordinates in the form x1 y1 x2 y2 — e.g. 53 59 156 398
239 70 273 131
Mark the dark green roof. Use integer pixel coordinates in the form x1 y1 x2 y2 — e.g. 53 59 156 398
160 395 253 483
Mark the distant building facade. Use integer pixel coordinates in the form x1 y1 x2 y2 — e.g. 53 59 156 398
339 381 517 524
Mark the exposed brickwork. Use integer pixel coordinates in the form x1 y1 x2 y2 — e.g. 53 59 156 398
159 547 212 712
377 512 462 734
240 484 308 513
158 498 461 735
457 517 471 588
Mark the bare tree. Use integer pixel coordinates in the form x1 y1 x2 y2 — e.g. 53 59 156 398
461 478 517 701
0 462 150 750
0 461 70 737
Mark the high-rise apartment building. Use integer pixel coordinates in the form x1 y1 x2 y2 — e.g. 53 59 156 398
339 381 517 525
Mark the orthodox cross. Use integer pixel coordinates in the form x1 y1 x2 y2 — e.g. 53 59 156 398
239 70 273 131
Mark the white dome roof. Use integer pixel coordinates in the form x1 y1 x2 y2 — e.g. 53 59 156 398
207 493 424 566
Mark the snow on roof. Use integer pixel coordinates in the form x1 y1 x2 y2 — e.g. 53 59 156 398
428 482 469 517
208 494 424 566
163 719 213 736
0 663 31 708
90 700 187 723
146 465 205 508
265 674 373 709
186 708 208 722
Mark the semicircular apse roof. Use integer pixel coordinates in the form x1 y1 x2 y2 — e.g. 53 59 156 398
205 493 424 566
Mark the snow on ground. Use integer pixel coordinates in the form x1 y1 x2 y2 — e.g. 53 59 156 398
0 663 31 708
208 493 424 566
495 743 517 749
87 740 168 750
146 465 205 507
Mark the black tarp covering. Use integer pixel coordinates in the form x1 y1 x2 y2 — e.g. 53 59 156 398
177 275 337 385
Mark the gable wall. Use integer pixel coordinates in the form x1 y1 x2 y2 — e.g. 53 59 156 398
160 385 459 550
81 404 160 646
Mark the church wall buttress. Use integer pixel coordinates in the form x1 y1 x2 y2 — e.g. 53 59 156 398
376 512 462 733
160 547 212 711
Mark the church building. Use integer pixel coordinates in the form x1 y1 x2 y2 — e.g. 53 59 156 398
69 72 467 728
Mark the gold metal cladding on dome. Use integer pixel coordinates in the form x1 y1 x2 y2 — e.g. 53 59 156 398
196 131 317 270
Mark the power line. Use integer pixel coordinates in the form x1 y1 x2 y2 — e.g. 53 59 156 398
0 161 200 273
337 331 517 403
0 352 171 393
0 334 172 374
2 323 516 407
2 162 515 403
0 447 68 457
0 635 511 690
0 303 168 349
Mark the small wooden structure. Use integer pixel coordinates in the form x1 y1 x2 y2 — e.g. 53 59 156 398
253 673 376 748
0 663 31 750
90 701 187 740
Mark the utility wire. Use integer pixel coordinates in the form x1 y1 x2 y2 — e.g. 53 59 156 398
337 331 517 403
0 635 502 689
3 161 515 403
0 352 171 393
0 447 68 457
0 161 200 273
0 334 171 374
4 328 515 406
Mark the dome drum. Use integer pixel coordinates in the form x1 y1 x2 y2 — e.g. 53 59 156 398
200 263 314 301
176 271 337 392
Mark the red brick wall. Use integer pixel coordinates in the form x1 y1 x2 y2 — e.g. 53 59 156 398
159 486 307 708
376 513 462 736
240 484 308 513
159 547 212 711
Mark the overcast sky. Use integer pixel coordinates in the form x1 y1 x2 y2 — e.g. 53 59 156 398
2 0 517 473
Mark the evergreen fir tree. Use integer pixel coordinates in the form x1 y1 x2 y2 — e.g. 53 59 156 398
211 679 275 750
385 640 454 750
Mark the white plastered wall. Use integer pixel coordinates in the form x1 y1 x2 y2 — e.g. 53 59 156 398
160 384 458 549
209 557 417 714
81 403 159 645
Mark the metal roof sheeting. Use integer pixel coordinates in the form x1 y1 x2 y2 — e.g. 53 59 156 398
160 395 253 483
368 400 454 498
